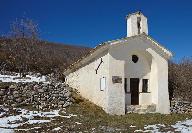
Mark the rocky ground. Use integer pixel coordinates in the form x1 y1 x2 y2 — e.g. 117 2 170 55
0 102 192 133
0 72 192 132
170 99 192 114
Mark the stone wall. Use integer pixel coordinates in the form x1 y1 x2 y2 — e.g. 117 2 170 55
170 99 192 113
0 82 74 111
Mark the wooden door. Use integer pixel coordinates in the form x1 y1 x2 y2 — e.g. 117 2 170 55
130 78 139 105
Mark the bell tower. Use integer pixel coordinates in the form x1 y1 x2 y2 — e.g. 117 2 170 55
126 11 148 37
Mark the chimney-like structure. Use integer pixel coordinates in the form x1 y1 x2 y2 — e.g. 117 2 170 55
126 11 148 37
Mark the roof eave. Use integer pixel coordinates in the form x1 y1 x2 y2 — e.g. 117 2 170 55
63 43 109 76
142 34 173 59
64 33 173 76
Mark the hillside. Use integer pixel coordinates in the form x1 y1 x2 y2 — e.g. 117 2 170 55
0 38 91 75
0 79 191 132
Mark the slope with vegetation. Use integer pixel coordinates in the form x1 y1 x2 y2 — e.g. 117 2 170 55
0 16 191 133
0 17 192 104
169 58 192 102
0 17 91 76
0 38 91 75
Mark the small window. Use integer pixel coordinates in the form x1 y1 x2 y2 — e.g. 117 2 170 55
132 55 139 63
142 79 148 92
100 77 106 91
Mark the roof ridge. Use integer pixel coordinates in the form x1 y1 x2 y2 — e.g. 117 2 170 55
63 33 172 75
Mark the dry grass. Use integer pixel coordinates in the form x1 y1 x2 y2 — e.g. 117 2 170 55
66 99 192 132
11 91 192 132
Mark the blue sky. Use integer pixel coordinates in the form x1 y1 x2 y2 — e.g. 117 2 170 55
0 0 192 60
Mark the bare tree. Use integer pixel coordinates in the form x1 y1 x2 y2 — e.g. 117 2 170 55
0 18 91 76
10 18 39 39
9 18 40 77
169 57 192 102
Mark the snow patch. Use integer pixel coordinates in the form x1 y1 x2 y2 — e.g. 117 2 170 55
0 128 14 133
143 124 165 133
0 74 48 83
0 106 74 132
27 119 51 124
135 120 192 133
61 114 77 119
0 112 6 117
171 119 192 133
52 127 61 131
130 125 136 128
75 122 82 125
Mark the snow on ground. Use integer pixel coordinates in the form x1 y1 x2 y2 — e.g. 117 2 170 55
143 124 165 133
27 119 51 124
0 108 61 129
171 119 192 133
0 106 77 133
52 127 62 131
0 111 6 117
1 105 192 132
0 73 48 83
134 120 192 133
0 128 14 133
0 108 58 129
75 122 82 125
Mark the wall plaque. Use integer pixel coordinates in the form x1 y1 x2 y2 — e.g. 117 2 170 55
112 76 122 83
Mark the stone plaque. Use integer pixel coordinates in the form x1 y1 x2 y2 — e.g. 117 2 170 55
112 76 122 83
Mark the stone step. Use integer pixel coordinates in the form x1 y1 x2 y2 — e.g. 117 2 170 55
126 104 156 114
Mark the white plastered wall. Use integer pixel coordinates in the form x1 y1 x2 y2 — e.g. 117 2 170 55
147 48 170 114
66 37 170 115
107 53 125 115
109 38 152 108
108 37 170 114
66 51 110 112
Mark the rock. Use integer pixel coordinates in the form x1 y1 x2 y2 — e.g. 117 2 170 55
53 94 59 97
3 96 7 101
13 93 19 98
63 102 71 108
33 84 40 90
38 89 44 93
58 105 63 108
48 97 53 102
64 91 71 97
15 98 22 103
13 91 18 95
41 97 46 101
9 85 17 89
70 97 75 103
8 95 13 100
1 89 5 92
42 86 48 92
58 101 65 105
11 104 16 107
0 91 4 96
